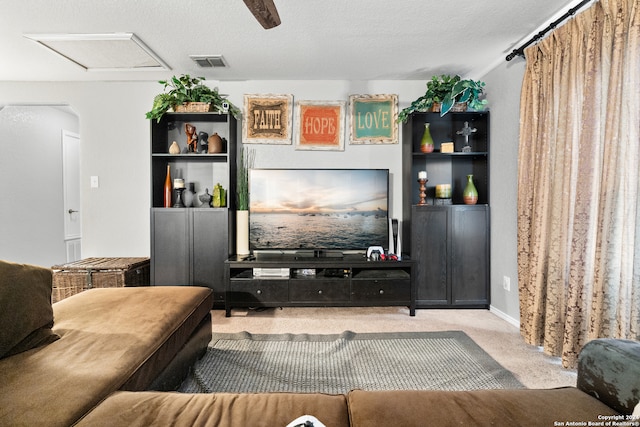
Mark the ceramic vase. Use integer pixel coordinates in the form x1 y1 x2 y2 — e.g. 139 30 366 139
208 133 224 153
163 165 172 208
199 189 213 207
463 174 478 205
236 210 250 255
420 123 434 153
183 183 195 207
169 141 180 154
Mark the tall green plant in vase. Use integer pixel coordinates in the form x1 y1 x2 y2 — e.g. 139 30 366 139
236 147 255 256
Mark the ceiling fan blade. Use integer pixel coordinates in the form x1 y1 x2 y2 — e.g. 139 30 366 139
243 0 281 29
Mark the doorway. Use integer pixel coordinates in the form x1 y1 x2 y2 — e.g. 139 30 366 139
63 130 82 262
0 105 80 267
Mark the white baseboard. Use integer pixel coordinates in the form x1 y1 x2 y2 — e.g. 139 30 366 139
489 305 520 329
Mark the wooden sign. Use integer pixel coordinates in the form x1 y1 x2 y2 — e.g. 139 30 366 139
349 94 398 144
243 94 293 144
295 101 345 151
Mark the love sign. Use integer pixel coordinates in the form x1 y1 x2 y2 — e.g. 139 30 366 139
349 94 398 144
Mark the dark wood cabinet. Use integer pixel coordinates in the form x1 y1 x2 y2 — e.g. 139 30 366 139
151 208 230 305
150 113 237 306
403 112 490 308
225 255 415 316
411 205 489 307
411 206 449 305
150 208 190 286
450 206 489 305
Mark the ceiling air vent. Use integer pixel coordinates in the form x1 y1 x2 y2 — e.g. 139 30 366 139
190 55 227 68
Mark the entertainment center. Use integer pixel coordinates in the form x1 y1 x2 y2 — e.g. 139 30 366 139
149 110 489 313
225 254 415 316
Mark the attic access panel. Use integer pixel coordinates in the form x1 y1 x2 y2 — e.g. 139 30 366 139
24 33 170 71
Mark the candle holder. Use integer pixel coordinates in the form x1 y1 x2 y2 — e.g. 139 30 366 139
417 178 428 206
174 188 186 208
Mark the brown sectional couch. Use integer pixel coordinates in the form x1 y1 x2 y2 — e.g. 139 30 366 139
77 386 623 427
1 260 639 426
0 260 213 427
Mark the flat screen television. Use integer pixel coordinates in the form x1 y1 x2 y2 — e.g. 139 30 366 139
249 168 389 254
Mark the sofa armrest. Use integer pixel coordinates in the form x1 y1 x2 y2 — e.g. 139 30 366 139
577 338 640 415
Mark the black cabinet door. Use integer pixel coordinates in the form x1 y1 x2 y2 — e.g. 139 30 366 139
411 205 489 308
451 206 489 306
412 206 449 306
151 209 190 286
152 208 230 303
193 209 229 303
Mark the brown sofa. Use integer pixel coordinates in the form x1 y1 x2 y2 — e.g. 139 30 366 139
1 260 638 427
0 260 213 427
78 337 640 426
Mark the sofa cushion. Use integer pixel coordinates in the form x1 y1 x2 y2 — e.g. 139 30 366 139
347 388 620 426
578 338 640 415
0 286 212 427
76 391 350 427
0 260 59 359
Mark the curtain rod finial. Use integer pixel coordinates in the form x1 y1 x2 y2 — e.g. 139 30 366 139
506 50 524 61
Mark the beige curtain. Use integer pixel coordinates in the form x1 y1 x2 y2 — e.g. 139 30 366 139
517 0 640 369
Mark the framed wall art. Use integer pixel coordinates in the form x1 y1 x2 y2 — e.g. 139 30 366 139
243 94 293 144
295 100 346 151
349 94 398 145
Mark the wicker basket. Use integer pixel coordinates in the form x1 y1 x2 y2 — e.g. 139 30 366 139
450 102 468 112
429 102 468 113
51 257 150 303
173 102 212 113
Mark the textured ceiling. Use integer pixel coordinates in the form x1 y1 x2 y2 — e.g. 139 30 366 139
0 0 585 82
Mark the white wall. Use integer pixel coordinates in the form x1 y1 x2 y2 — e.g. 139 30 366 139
0 75 525 319
0 80 426 258
0 105 79 266
0 82 157 258
222 80 426 222
482 58 527 324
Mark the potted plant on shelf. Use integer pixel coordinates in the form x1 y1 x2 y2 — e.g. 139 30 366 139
235 147 255 256
441 78 488 117
145 74 241 122
397 74 488 123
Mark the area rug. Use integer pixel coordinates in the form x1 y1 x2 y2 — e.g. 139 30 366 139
178 330 525 394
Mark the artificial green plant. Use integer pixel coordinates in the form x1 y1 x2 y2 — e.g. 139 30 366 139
397 74 488 123
236 147 255 211
145 74 241 122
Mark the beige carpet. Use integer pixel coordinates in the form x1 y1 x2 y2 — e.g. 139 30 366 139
211 307 577 390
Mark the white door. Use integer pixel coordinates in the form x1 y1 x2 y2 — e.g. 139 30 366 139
62 130 82 261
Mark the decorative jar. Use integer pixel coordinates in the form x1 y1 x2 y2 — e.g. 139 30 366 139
420 123 434 153
463 174 478 205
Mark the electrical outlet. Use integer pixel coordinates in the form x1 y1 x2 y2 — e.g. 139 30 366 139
503 276 511 292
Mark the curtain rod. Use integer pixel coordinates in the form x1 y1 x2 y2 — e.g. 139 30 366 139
506 0 593 61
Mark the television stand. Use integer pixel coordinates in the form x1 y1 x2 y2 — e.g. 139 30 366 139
225 254 415 317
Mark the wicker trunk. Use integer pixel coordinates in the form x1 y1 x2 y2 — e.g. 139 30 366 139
51 257 150 303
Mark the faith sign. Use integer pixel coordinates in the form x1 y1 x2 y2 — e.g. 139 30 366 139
243 94 293 144
349 94 398 144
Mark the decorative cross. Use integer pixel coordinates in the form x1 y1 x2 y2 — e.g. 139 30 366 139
456 121 477 152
